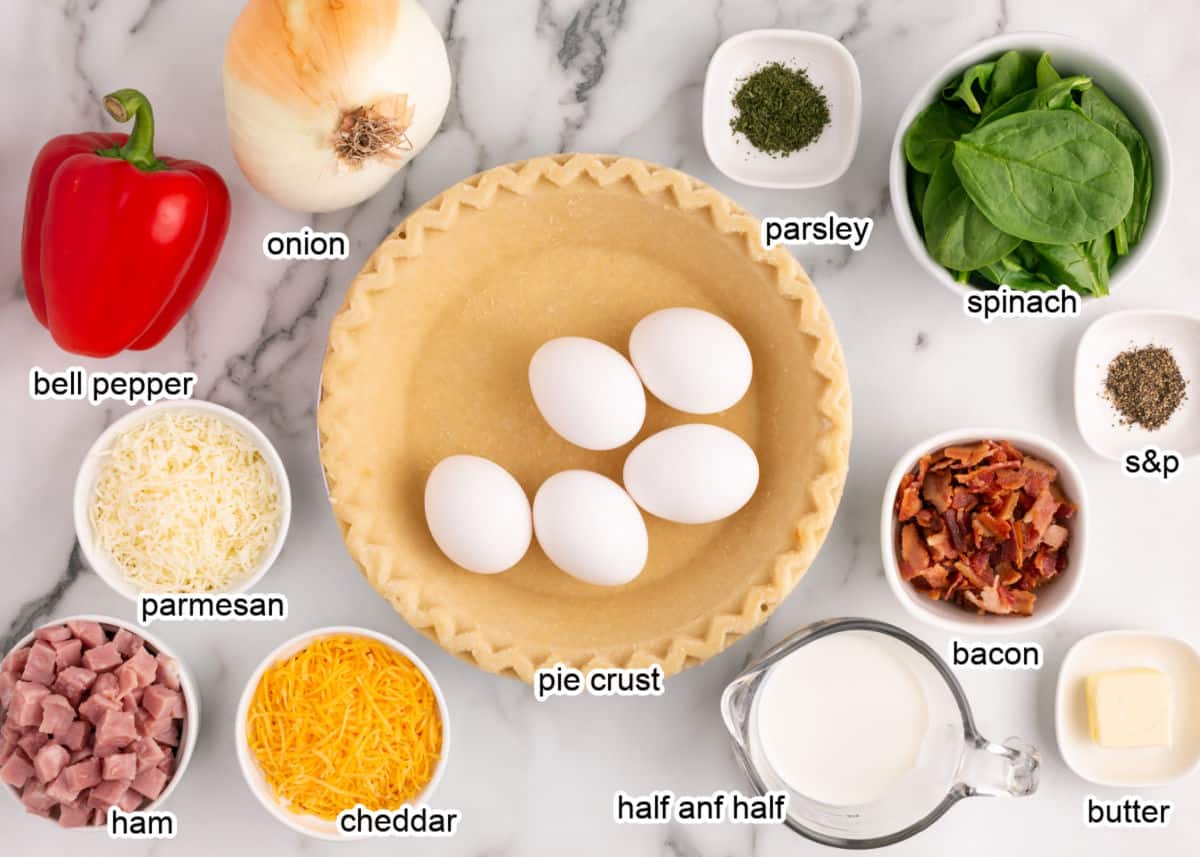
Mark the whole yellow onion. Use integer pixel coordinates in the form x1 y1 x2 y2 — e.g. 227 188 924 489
223 0 451 213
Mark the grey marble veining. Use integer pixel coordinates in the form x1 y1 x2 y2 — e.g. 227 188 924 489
3 0 1200 853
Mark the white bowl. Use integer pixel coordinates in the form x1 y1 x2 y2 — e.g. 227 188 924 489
234 626 451 841
1074 309 1200 460
889 31 1172 298
1056 630 1200 787
703 29 861 188
880 428 1088 634
1 614 200 828
73 400 292 601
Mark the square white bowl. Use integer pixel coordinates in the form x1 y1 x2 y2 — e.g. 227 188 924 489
1074 309 1200 460
1056 630 1200 787
703 29 861 188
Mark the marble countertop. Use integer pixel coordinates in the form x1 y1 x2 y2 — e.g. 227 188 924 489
3 0 1199 853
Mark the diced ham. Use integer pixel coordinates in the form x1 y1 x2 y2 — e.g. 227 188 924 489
0 731 15 764
51 665 96 705
62 757 102 792
57 802 92 828
118 789 144 813
34 625 71 643
78 693 121 726
82 642 122 673
45 771 80 805
51 637 83 669
0 672 15 709
60 720 91 752
102 752 137 781
123 649 158 688
133 736 165 772
18 731 48 758
94 743 122 758
88 777 129 808
142 684 184 720
69 748 91 763
38 693 75 735
9 681 50 727
154 724 179 748
130 765 168 800
66 620 107 649
20 781 57 815
0 752 34 787
33 742 69 783
20 640 57 686
155 653 180 691
2 646 30 676
158 747 175 776
96 710 137 748
117 667 139 701
112 628 145 658
93 671 119 699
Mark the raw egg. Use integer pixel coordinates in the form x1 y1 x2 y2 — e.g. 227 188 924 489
623 424 759 524
629 307 752 414
529 337 646 450
533 470 648 586
424 455 532 574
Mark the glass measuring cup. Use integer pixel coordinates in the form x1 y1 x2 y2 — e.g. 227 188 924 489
720 618 1039 849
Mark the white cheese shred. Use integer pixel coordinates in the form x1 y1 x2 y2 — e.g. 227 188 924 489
89 410 281 593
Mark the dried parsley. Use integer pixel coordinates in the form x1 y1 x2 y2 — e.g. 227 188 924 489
1103 344 1188 431
730 62 830 157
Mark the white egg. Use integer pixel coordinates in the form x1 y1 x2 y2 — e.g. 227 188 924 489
424 455 531 574
629 307 752 414
533 470 648 586
529 337 646 450
623 424 759 524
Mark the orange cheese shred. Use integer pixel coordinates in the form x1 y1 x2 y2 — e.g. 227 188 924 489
245 634 442 820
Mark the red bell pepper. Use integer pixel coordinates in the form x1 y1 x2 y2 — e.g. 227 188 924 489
21 88 230 357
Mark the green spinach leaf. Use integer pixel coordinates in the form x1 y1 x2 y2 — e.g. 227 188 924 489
976 247 1056 291
979 75 1091 125
922 156 1022 270
953 109 1134 244
1035 52 1061 87
904 101 978 173
1079 85 1153 248
943 61 996 114
983 51 1037 114
909 169 930 231
1030 237 1112 296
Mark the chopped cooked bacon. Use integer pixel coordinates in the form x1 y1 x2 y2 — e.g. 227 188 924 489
922 469 953 513
944 441 991 466
926 530 958 562
894 439 1073 619
1043 524 1069 550
899 524 930 580
897 477 922 521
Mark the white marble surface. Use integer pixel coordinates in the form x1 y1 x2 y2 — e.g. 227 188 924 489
3 0 1200 853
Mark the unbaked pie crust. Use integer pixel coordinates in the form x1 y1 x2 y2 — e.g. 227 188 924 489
319 154 851 682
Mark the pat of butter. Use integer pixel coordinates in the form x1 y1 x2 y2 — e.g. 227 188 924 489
1086 668 1172 749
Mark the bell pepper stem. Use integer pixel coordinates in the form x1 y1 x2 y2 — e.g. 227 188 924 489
97 88 166 171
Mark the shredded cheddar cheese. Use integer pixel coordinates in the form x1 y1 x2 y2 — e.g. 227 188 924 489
246 635 442 819
89 410 280 592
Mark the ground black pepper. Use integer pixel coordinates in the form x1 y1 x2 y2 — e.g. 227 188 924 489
730 62 830 157
1103 344 1188 430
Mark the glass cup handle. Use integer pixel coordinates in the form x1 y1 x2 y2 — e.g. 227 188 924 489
959 736 1040 798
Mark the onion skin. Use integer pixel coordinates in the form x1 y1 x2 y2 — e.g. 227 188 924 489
223 0 451 213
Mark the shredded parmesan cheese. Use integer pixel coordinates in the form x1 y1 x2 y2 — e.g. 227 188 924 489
246 635 442 819
89 410 281 592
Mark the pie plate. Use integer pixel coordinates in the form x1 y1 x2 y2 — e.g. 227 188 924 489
318 154 851 682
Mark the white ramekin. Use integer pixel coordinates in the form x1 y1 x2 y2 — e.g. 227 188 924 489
880 428 1088 634
73 399 292 601
0 614 200 828
889 31 1171 299
234 626 451 841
